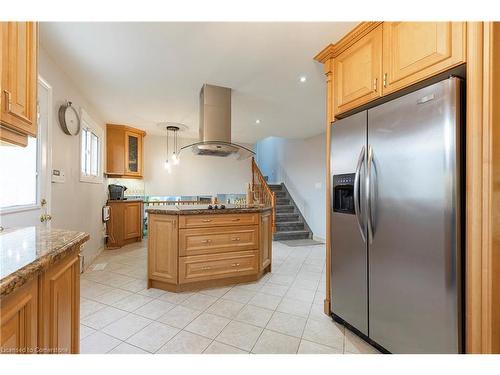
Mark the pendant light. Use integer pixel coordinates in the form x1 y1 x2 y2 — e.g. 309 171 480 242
171 126 180 165
164 127 172 174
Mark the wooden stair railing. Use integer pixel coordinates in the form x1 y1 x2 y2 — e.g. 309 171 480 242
251 157 276 233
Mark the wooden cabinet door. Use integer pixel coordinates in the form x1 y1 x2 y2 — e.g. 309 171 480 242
382 22 465 94
124 202 141 239
125 131 142 176
105 126 125 175
334 25 382 115
38 250 80 354
0 22 37 137
260 211 272 271
0 278 38 354
148 214 178 284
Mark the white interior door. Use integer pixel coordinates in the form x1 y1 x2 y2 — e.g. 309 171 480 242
0 77 52 229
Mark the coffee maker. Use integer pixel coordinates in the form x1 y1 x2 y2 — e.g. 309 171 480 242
108 184 127 200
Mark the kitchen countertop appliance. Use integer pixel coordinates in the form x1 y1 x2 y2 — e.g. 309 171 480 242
108 184 127 200
330 77 463 353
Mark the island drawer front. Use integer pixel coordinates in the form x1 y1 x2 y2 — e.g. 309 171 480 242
179 213 259 228
179 250 258 283
179 226 259 256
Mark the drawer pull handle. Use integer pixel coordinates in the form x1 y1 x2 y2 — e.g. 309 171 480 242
231 263 240 267
201 266 212 270
202 219 212 222
231 237 241 241
232 218 240 221
201 239 213 244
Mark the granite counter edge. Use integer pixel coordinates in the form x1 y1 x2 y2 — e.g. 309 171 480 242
0 232 90 298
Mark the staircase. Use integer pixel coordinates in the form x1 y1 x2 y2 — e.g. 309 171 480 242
269 183 313 241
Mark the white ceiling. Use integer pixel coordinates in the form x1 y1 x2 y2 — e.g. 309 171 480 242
40 22 356 143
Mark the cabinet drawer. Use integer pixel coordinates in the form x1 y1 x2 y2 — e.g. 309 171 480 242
179 213 258 228
179 226 258 256
179 251 258 283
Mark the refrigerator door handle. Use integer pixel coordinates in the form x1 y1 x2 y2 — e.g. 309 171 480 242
354 146 366 243
367 145 374 244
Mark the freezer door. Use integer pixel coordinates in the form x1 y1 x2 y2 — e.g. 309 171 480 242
330 110 368 335
367 78 462 353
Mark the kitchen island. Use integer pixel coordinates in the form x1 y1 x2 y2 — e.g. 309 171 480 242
146 205 272 292
0 227 88 354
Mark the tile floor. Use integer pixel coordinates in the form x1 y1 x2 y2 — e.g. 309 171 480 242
79 240 379 354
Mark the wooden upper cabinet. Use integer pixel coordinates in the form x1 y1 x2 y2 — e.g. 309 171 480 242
106 124 146 178
334 25 382 115
0 22 38 146
382 22 466 94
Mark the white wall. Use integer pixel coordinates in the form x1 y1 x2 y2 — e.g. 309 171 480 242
255 134 326 239
143 135 252 196
39 47 107 267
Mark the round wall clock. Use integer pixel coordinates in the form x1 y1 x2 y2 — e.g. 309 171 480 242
58 101 81 136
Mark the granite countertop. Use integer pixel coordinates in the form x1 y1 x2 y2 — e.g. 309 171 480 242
146 204 272 215
0 227 89 298
107 198 144 203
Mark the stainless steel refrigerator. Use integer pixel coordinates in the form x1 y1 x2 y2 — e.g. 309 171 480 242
330 77 463 353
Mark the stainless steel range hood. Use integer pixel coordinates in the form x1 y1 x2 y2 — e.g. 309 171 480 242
180 84 254 159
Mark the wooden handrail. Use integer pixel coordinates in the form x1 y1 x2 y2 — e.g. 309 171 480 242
251 157 276 233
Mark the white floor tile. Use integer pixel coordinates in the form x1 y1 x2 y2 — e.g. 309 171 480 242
221 288 256 304
248 293 282 310
181 293 218 311
158 291 195 304
216 320 263 351
81 306 128 330
185 313 230 339
157 305 202 329
111 294 154 312
206 298 245 319
260 283 289 297
102 313 152 340
235 305 273 328
266 311 306 338
79 324 96 340
91 288 134 305
204 341 248 354
156 331 212 354
302 318 344 350
126 321 179 353
80 331 121 354
109 342 150 354
252 329 300 354
80 298 106 318
298 339 343 354
276 298 312 318
344 329 379 354
133 299 175 320
137 287 167 298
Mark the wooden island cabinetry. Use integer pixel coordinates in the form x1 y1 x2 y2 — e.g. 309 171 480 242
147 207 272 292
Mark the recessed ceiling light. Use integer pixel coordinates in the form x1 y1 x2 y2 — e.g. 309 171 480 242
299 76 307 83
255 119 261 124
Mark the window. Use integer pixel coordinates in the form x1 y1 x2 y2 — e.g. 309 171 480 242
80 110 103 183
0 136 38 210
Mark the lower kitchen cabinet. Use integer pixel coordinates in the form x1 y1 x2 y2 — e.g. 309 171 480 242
0 250 80 354
38 250 80 354
148 214 178 285
260 209 272 271
0 278 38 354
106 200 143 248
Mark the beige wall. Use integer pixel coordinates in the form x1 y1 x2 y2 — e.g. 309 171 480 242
255 134 326 239
142 135 252 196
39 46 107 268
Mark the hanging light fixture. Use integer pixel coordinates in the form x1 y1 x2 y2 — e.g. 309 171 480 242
164 127 172 174
170 125 180 165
